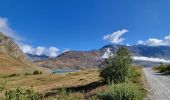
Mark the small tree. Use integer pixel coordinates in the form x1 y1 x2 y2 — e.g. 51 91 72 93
100 47 132 84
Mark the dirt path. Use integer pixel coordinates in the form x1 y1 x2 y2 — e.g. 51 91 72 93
143 67 170 100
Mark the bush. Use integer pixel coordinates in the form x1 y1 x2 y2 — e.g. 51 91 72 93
0 81 5 92
5 87 40 100
33 70 42 75
25 72 31 76
8 73 20 77
99 82 144 100
100 47 132 84
155 63 170 74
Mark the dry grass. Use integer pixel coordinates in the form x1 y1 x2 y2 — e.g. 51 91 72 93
0 67 146 99
0 70 100 97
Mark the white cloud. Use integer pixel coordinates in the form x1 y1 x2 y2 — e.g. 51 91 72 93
48 47 60 57
20 44 60 58
133 56 170 63
0 16 61 57
0 17 23 41
103 29 128 44
137 34 170 46
63 48 70 53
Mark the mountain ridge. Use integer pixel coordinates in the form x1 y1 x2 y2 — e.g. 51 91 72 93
34 44 170 69
0 32 38 74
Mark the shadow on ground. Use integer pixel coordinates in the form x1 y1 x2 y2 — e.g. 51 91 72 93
43 80 105 98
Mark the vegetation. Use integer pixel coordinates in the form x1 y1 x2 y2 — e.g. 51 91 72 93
5 87 40 100
99 82 143 100
33 70 42 75
153 63 170 74
0 66 146 100
53 89 81 100
0 46 146 100
100 47 132 84
99 47 146 100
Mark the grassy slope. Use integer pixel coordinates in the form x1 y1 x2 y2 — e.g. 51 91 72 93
0 70 99 94
0 67 146 99
0 52 41 75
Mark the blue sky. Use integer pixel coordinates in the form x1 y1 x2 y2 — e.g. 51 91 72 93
1 0 170 57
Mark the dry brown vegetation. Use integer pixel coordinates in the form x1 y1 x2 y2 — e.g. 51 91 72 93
0 66 147 99
0 70 100 98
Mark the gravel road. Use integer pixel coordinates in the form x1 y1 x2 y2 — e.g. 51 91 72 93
143 67 170 100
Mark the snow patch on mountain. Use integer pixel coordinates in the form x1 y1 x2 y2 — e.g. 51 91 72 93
102 48 113 59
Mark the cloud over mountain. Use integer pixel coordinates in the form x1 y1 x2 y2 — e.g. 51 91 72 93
137 34 170 46
133 56 170 63
20 44 60 57
0 16 60 57
103 29 128 44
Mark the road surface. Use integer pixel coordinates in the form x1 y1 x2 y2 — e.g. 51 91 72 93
143 67 170 100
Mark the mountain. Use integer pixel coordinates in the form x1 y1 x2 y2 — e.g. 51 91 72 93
101 44 170 59
35 50 102 70
27 54 49 61
35 44 170 70
0 32 37 74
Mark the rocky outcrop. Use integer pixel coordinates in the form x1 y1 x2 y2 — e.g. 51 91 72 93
0 32 28 63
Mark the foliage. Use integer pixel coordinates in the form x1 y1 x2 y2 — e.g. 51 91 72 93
0 81 5 92
99 82 144 100
2 73 20 78
100 47 132 84
53 89 81 100
154 63 170 74
33 70 42 75
24 72 31 76
5 87 40 100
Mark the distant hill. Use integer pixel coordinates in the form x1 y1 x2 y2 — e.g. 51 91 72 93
35 51 102 70
0 32 38 74
34 44 170 70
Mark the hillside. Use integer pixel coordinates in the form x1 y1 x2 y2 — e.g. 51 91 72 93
0 32 37 74
35 51 102 70
35 44 170 70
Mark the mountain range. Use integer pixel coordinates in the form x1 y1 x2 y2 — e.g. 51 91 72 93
34 44 170 69
0 32 169 71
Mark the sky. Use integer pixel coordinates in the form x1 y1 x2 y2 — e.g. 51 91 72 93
1 0 170 57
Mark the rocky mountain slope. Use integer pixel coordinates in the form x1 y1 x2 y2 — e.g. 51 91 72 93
0 32 36 73
35 51 102 70
35 44 170 69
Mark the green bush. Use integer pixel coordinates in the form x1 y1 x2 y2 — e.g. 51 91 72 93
155 63 170 74
24 72 31 76
5 87 40 100
33 70 42 75
8 73 20 77
99 82 144 100
0 81 5 92
100 47 132 84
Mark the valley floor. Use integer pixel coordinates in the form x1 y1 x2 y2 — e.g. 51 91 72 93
143 67 170 100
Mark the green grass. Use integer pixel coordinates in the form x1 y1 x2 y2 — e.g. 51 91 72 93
0 67 146 100
98 66 147 100
99 82 144 100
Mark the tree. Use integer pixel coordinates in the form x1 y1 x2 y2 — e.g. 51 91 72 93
100 46 132 84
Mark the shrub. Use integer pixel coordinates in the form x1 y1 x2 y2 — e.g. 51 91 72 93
99 82 144 100
0 81 5 92
33 70 42 75
8 73 20 77
100 47 132 84
24 72 31 76
5 87 40 100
